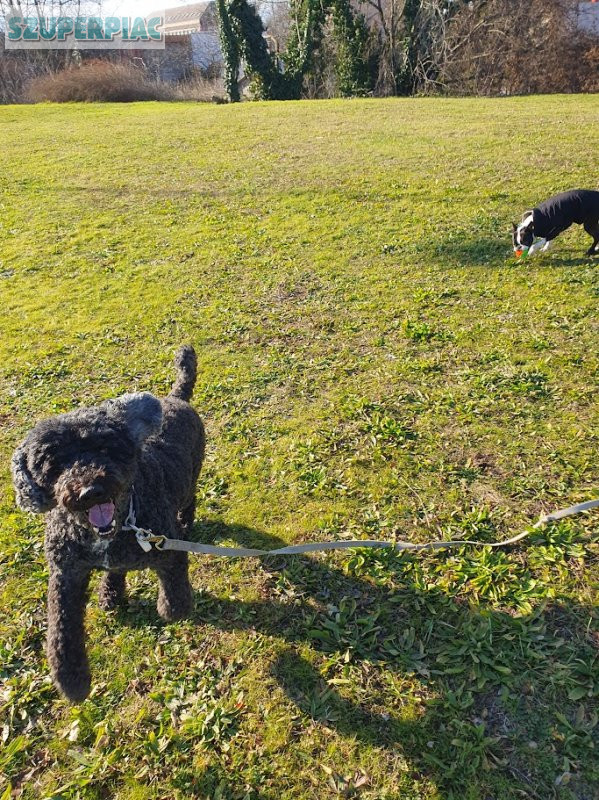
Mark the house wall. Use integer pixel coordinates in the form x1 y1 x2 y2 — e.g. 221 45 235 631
576 1 599 35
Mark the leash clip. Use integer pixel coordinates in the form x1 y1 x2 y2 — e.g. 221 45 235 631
135 530 153 552
135 529 166 552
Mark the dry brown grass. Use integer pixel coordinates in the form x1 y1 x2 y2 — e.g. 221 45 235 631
26 60 175 103
172 74 226 102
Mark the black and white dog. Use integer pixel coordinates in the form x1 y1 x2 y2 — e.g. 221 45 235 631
512 189 599 257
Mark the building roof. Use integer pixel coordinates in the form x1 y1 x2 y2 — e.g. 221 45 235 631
147 2 216 32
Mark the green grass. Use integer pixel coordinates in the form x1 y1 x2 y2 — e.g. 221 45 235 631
0 95 598 800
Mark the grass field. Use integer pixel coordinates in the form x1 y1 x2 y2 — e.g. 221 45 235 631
0 95 598 800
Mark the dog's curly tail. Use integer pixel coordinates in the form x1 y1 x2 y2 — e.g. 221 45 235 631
170 345 197 402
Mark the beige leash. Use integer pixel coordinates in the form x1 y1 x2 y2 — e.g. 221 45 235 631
125 497 599 556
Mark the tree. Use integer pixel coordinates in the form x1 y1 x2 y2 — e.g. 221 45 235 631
216 0 242 101
357 0 464 95
217 0 372 101
331 0 373 96
439 0 598 95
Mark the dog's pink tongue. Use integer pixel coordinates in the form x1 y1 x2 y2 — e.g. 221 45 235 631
88 502 115 529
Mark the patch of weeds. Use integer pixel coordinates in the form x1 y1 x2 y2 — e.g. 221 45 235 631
0 734 30 779
471 366 551 400
15 361 71 391
308 597 383 661
424 717 503 777
1 669 55 741
318 766 370 795
526 523 590 587
222 416 255 443
530 336 552 351
409 356 444 373
563 657 598 702
431 548 539 609
413 288 460 307
341 546 404 583
150 659 245 752
340 396 415 451
437 458 482 484
441 507 500 542
197 471 230 512
554 705 598 765
304 683 340 723
433 616 517 690
288 438 331 494
180 701 243 750
404 319 450 343
357 404 412 448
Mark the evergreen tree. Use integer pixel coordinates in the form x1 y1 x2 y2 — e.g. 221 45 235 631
331 0 373 96
216 0 241 102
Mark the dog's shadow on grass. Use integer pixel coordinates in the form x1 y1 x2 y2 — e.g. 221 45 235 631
428 235 510 267
429 234 598 270
167 519 595 798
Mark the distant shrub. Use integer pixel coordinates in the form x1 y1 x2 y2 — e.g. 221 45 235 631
172 75 226 102
26 60 175 103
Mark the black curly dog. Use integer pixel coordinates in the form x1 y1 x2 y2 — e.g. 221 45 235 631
11 345 205 702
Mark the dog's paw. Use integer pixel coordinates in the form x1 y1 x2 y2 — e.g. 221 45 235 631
98 592 125 611
157 586 193 621
54 665 92 703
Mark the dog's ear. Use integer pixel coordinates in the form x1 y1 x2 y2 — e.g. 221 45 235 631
11 440 55 513
512 222 517 231
106 392 163 444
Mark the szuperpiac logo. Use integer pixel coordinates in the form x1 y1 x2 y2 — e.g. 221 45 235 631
5 10 166 49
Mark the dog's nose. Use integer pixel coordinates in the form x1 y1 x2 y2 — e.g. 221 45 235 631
78 484 106 504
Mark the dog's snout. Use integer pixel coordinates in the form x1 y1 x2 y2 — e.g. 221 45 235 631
78 484 106 504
